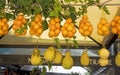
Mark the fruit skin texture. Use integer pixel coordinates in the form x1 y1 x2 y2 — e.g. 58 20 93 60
53 50 63 64
44 46 55 62
115 51 120 67
98 58 109 66
80 50 90 66
98 48 110 59
62 51 74 69
29 48 42 66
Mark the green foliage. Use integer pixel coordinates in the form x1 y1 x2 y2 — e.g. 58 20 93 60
41 66 47 75
54 38 62 50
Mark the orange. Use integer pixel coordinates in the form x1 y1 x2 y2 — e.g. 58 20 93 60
82 15 88 20
83 31 90 36
100 18 107 25
104 30 109 35
29 29 34 35
50 19 56 25
72 28 76 34
81 19 87 23
97 29 103 35
79 29 84 34
55 23 60 29
88 26 93 32
79 23 84 28
35 32 40 37
83 25 88 31
0 30 4 36
97 23 103 29
0 21 5 27
37 28 43 34
34 17 40 23
55 29 60 35
50 24 56 30
102 26 108 32
105 23 110 27
62 29 68 38
37 22 42 27
49 30 55 38
67 25 74 31
36 14 42 20
111 27 117 34
114 16 120 22
12 25 19 30
54 17 60 23
110 21 116 27
2 18 8 23
3 24 8 31
118 19 120 24
64 22 69 28
68 31 74 38
33 24 40 30
17 14 24 20
22 18 27 24
15 20 23 26
66 18 72 23
61 26 65 31
70 23 74 27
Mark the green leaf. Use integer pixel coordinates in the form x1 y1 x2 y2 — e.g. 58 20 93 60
54 38 62 50
103 6 110 15
42 20 48 30
70 13 77 22
41 66 47 75
48 61 52 71
73 36 79 48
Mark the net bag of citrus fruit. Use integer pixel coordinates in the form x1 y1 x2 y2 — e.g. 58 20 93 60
79 14 93 37
97 9 110 36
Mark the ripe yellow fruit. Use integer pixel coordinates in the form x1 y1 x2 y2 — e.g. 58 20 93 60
53 50 63 64
62 51 74 69
44 46 55 62
115 51 120 67
80 50 90 66
98 58 109 66
98 48 110 59
29 48 42 66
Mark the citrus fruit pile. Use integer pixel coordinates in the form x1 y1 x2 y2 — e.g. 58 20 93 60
79 15 93 36
0 17 9 36
97 18 110 36
48 17 61 38
110 16 120 35
29 14 43 37
61 18 76 38
12 14 27 36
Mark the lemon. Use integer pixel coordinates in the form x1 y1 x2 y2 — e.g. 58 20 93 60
98 58 109 66
115 51 120 67
44 46 55 62
53 50 63 64
30 48 42 66
62 51 74 69
98 48 110 59
80 50 90 66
